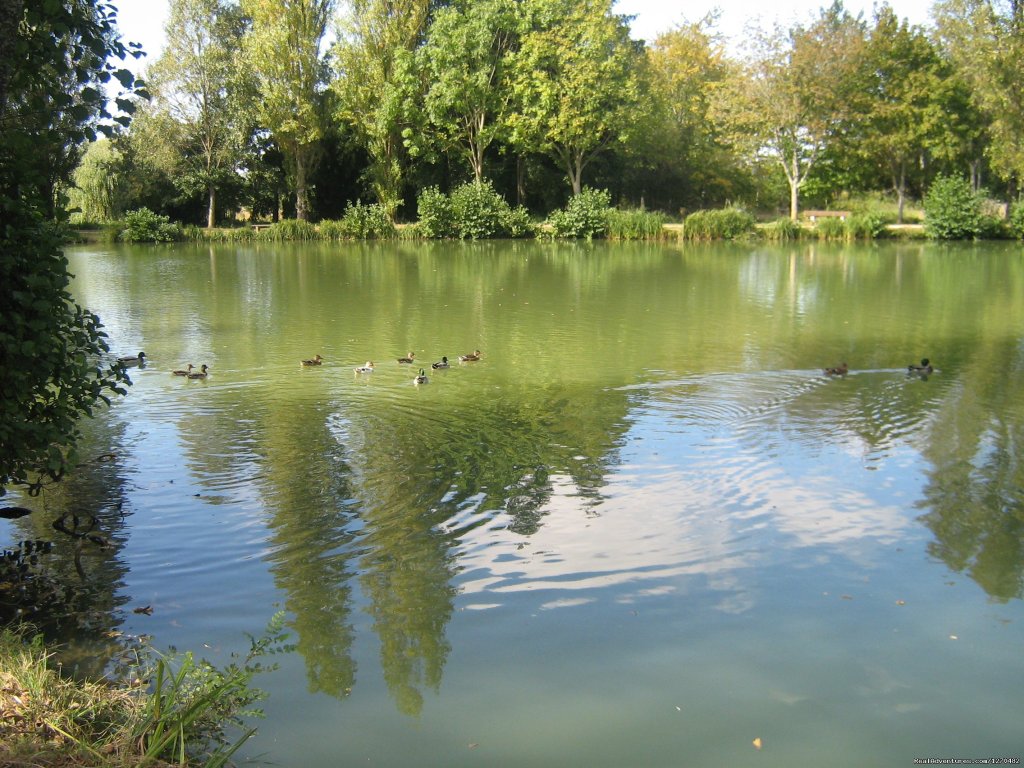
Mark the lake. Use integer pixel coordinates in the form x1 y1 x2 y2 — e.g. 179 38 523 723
4 239 1024 766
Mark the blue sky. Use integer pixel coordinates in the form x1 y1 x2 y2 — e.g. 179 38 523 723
112 0 936 75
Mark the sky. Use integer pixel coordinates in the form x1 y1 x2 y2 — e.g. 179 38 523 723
111 0 936 76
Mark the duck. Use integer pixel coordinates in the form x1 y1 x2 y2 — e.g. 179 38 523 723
824 362 848 376
908 358 934 374
117 351 146 366
414 368 428 385
431 356 450 370
354 361 375 373
459 349 482 362
172 364 194 376
187 364 210 379
301 354 323 366
397 352 416 364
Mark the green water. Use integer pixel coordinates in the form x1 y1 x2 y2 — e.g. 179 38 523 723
4 239 1023 766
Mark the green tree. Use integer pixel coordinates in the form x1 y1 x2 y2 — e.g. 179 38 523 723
1 0 137 496
418 0 519 183
69 138 128 222
331 0 430 217
935 0 1024 187
508 0 646 196
242 0 334 221
139 0 248 228
718 2 866 219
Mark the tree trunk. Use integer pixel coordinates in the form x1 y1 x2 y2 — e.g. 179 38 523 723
207 184 216 229
893 160 906 225
516 155 525 207
295 153 309 221
788 154 800 221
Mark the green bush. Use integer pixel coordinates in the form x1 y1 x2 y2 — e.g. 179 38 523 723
1011 204 1024 239
978 214 1011 240
416 186 456 238
762 217 802 241
546 187 611 239
814 217 846 240
501 205 536 238
606 208 667 240
682 207 755 240
261 219 319 241
119 208 182 243
845 213 886 239
923 175 981 240
450 180 512 239
323 201 395 239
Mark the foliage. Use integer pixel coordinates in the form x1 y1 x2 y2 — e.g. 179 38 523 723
814 217 847 240
261 219 320 241
845 212 887 239
545 187 612 239
322 201 396 239
682 207 755 240
923 174 982 239
242 0 335 220
762 217 802 241
606 208 667 240
508 0 647 195
119 207 183 242
1010 204 1024 239
0 615 291 766
69 139 129 223
415 181 533 239
416 186 457 238
1 0 138 497
977 214 1010 240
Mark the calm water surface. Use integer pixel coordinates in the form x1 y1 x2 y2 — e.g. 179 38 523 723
5 239 1024 766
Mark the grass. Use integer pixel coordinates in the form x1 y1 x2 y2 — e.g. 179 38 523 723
0 614 290 767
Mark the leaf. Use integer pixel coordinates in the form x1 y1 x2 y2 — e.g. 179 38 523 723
752 737 763 750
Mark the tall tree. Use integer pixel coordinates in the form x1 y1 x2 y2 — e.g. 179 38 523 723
1 0 137 495
139 0 248 227
508 0 646 196
935 0 1024 188
717 2 866 219
332 0 430 217
418 0 519 183
242 0 334 221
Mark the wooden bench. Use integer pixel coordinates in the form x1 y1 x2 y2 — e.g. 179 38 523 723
803 210 850 222
251 223 273 231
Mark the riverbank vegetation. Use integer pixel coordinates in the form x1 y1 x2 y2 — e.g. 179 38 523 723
61 0 1024 242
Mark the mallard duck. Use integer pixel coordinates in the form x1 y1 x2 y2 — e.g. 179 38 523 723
432 356 449 370
302 354 323 366
414 368 428 385
397 352 416 364
172 364 194 376
459 349 482 362
354 361 375 373
187 364 209 379
908 358 934 374
824 362 848 376
117 351 146 366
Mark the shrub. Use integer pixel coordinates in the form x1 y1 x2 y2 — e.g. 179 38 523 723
546 187 611 239
682 207 755 240
1011 204 1024 239
323 201 395 239
416 186 456 238
261 219 319 241
923 175 981 240
845 213 886 239
762 217 802 241
606 208 667 240
501 205 536 238
814 217 847 240
119 208 182 243
977 214 1010 239
450 180 512 239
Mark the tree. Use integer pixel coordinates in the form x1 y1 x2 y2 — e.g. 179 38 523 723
418 0 519 183
717 2 866 219
139 0 248 228
242 0 334 221
935 0 1024 188
69 138 129 222
508 0 646 196
332 0 430 217
1 0 137 496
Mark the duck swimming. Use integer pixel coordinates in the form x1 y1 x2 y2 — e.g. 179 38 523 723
397 352 416 364
459 349 482 362
187 364 210 379
172 364 194 376
431 356 449 370
355 361 375 373
824 362 848 376
302 354 323 366
908 358 934 374
414 368 428 385
117 352 146 366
